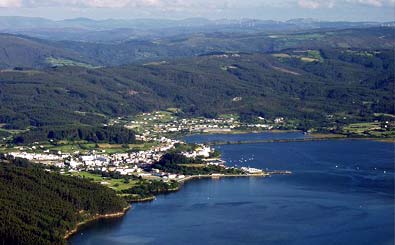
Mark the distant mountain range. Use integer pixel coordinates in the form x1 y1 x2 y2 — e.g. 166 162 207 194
0 27 393 69
0 17 393 131
0 16 393 43
0 48 393 129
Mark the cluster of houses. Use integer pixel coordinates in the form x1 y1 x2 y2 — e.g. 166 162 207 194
5 112 275 179
183 145 212 158
240 167 264 174
126 112 288 140
8 151 65 163
128 116 241 137
6 137 224 180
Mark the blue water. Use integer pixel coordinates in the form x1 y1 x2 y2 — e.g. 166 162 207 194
184 131 309 144
70 133 394 245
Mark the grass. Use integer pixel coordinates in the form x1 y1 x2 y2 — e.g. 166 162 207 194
374 113 395 118
46 57 99 69
35 141 158 154
127 110 181 135
342 122 394 138
178 164 206 168
300 57 318 62
306 50 323 60
310 133 346 138
272 50 323 63
69 171 138 192
133 111 175 126
0 127 29 135
0 146 15 153
97 143 123 148
343 122 381 133
289 33 325 40
166 108 181 113
48 143 97 152
219 114 239 120
272 53 291 58
344 50 377 57
269 33 325 41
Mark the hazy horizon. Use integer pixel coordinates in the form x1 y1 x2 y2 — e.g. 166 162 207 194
0 15 393 23
0 0 393 22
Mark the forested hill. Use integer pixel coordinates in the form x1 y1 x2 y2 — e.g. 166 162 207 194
0 27 393 69
13 125 136 145
0 33 95 69
0 48 393 130
0 155 129 244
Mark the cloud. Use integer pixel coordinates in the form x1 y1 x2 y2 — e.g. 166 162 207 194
1 0 394 9
0 0 242 12
0 0 21 7
84 0 132 8
298 0 321 8
297 0 338 8
8 0 163 8
296 0 394 8
354 0 385 6
25 0 160 8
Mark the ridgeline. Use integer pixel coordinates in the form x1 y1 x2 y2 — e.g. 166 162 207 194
0 156 129 245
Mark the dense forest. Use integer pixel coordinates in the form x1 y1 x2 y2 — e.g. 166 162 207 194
0 19 393 244
0 26 393 141
0 155 128 244
12 125 136 144
151 152 243 175
0 47 393 131
122 179 180 200
0 27 393 68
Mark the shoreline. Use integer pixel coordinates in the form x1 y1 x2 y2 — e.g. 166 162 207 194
127 173 277 203
178 129 301 138
63 131 391 241
309 133 394 143
53 130 392 242
205 135 394 146
131 171 292 205
187 129 300 135
64 205 131 240
178 172 270 183
189 171 290 181
66 171 292 240
130 196 156 203
179 130 393 144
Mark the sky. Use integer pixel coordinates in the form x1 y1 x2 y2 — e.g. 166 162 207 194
0 0 394 21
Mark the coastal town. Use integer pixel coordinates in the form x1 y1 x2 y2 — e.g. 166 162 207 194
6 136 267 183
2 109 390 189
117 111 285 140
2 111 283 186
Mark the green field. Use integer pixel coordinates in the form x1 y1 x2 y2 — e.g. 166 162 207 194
218 113 239 120
45 57 99 68
342 122 394 138
344 50 378 57
134 111 175 123
0 126 29 135
69 171 139 192
1 141 159 155
272 49 323 63
127 111 177 134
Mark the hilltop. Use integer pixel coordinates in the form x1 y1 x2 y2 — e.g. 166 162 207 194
0 49 393 131
0 156 129 244
0 26 393 68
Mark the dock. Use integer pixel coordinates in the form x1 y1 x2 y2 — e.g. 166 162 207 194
177 170 291 183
